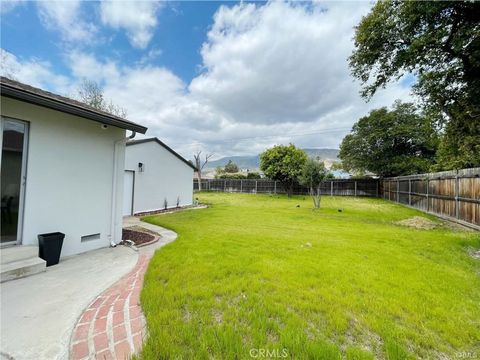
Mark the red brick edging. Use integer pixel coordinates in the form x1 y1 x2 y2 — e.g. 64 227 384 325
70 255 149 360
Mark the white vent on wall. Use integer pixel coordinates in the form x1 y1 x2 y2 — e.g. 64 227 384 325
81 233 101 242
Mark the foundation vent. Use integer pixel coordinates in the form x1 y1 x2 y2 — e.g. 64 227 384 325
81 233 101 242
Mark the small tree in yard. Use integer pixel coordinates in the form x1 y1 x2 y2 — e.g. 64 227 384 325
193 151 213 191
260 144 307 197
299 158 328 209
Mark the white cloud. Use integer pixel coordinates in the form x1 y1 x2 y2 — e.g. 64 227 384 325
100 1 161 49
190 2 394 125
137 47 162 65
4 2 415 159
104 66 187 122
176 1 413 155
36 1 96 42
0 49 71 93
65 2 414 157
66 50 120 82
0 0 23 14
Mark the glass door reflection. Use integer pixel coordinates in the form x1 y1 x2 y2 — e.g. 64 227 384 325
1 118 28 245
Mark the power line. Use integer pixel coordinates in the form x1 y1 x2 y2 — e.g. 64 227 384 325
168 126 351 148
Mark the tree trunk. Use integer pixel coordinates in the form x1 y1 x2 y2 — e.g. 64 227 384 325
287 183 293 198
317 185 321 209
196 171 202 191
310 185 321 209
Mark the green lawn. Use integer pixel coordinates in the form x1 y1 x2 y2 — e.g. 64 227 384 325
138 193 480 359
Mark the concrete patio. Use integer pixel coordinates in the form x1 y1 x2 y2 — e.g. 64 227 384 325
1 218 176 360
1 245 137 360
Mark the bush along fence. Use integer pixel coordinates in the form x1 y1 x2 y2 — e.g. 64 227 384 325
380 167 480 230
193 178 379 197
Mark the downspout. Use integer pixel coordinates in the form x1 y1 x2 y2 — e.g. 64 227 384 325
109 130 136 247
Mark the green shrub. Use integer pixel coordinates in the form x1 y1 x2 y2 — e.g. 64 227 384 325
216 173 247 179
246 172 261 179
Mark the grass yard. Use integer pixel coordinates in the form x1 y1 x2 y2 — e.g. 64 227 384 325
138 193 480 359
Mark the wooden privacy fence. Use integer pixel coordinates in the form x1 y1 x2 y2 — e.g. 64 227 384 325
194 178 379 197
381 167 480 229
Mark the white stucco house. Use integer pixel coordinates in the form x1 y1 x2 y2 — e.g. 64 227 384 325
0 77 147 281
124 138 196 215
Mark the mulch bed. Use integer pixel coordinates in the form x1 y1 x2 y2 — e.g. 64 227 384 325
122 228 155 246
134 204 206 217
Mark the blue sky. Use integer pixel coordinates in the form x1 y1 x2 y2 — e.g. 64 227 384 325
1 1 413 158
2 1 232 83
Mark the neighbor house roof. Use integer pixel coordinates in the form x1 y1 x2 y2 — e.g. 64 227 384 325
127 137 197 170
0 76 147 134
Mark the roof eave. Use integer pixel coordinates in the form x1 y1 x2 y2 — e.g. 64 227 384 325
127 138 197 171
1 84 148 134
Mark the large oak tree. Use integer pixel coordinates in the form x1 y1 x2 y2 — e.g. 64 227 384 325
339 102 438 177
350 1 480 169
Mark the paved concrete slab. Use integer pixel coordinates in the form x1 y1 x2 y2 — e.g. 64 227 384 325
1 246 138 360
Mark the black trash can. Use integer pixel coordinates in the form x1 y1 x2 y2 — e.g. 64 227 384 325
38 232 65 266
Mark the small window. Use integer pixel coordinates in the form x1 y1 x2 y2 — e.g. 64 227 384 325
81 233 101 242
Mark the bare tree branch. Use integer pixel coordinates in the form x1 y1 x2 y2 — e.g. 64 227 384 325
76 79 127 118
194 151 213 191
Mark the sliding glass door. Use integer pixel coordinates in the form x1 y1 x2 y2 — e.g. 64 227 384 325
1 117 28 245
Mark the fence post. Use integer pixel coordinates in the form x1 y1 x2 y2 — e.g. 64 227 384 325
331 181 333 196
240 180 243 193
376 181 379 198
408 179 411 206
255 180 258 194
455 170 459 219
274 181 277 194
224 179 226 192
397 179 400 203
426 177 430 212
354 181 357 197
208 180 210 191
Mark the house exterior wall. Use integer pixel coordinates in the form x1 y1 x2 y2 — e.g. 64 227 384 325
1 96 126 257
125 141 194 214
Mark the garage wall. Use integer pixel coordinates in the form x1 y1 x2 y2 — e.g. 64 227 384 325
125 141 194 214
1 96 126 257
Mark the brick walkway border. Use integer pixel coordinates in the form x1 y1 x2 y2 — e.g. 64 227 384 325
70 255 150 360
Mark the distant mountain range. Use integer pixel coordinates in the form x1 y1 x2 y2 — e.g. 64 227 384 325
205 148 339 171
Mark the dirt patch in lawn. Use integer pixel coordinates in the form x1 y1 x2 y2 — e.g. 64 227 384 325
395 216 438 230
212 309 223 325
122 227 159 246
469 249 480 260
